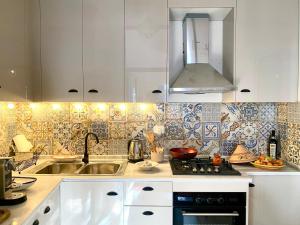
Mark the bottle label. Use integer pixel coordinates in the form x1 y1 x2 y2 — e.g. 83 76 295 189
270 144 276 159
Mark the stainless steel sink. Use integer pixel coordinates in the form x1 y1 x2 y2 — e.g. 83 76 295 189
25 161 127 176
34 163 83 174
78 163 121 175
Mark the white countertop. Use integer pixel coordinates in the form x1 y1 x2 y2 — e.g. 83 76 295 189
2 176 61 225
2 157 300 225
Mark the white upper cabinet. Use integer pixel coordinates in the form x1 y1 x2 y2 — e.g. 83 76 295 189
41 0 83 102
236 0 299 102
125 0 167 102
83 0 125 102
0 0 40 101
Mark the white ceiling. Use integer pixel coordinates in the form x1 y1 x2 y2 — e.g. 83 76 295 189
169 8 233 21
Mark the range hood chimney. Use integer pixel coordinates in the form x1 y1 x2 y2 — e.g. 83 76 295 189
169 10 235 94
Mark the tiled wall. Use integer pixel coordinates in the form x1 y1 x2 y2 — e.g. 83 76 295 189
278 103 300 168
0 102 279 158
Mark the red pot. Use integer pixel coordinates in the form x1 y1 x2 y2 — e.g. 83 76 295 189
170 148 197 159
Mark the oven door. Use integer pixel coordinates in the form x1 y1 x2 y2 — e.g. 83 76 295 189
174 207 246 225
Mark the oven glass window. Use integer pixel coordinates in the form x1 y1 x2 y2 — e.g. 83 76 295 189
183 215 235 225
182 211 239 225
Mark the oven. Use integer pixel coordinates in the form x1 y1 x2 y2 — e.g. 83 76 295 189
173 192 246 225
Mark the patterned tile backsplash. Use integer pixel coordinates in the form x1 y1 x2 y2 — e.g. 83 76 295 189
0 102 288 160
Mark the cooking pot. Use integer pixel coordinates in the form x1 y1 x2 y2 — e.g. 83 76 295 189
170 148 197 159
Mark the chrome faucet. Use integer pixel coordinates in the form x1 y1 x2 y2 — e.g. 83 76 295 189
82 133 99 164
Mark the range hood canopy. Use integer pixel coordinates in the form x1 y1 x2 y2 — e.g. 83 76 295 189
169 8 235 94
170 64 235 94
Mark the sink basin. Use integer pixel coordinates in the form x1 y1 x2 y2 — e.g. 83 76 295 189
34 163 83 174
25 160 127 176
78 163 121 175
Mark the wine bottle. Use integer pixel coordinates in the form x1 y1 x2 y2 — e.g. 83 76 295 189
268 130 277 159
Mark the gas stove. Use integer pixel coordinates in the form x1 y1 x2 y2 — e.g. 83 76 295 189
169 157 241 176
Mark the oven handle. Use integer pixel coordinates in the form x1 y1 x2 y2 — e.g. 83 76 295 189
182 211 239 217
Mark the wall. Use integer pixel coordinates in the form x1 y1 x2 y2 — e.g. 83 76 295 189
277 103 300 169
0 102 280 159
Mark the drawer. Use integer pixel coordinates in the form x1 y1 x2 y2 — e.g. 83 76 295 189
124 181 172 206
124 206 172 225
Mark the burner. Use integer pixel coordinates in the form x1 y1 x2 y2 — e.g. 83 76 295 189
169 158 241 176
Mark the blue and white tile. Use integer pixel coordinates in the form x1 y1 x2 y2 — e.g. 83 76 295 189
258 139 268 155
89 140 109 155
277 122 288 140
287 103 300 124
277 103 288 123
53 122 71 146
109 139 128 155
240 121 258 140
146 104 165 130
239 103 259 121
166 103 183 120
183 112 202 140
109 122 126 139
243 139 259 155
202 103 220 121
71 122 88 141
182 103 202 117
221 140 238 156
126 122 146 139
165 120 184 140
221 121 240 141
258 103 276 122
199 140 220 156
203 122 220 140
221 103 240 122
258 121 277 140
90 121 108 140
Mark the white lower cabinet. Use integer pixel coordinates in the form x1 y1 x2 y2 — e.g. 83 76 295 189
249 175 300 225
60 181 123 225
124 206 172 225
124 181 173 225
124 181 172 206
23 186 60 225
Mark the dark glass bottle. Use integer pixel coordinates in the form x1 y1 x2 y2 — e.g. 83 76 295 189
268 130 277 159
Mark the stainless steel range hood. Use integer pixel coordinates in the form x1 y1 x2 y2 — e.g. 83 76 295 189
170 63 234 93
169 9 235 94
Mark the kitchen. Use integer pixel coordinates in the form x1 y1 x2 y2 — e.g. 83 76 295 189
0 0 300 225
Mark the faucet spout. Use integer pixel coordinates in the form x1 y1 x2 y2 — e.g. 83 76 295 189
82 132 99 164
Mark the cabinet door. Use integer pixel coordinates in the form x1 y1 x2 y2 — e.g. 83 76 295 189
61 182 123 225
125 0 167 102
83 0 124 102
92 182 123 225
0 0 34 101
236 0 299 102
124 206 172 225
41 0 83 102
249 175 300 225
43 187 61 225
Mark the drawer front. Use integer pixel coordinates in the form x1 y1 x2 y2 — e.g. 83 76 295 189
124 181 172 206
124 206 172 225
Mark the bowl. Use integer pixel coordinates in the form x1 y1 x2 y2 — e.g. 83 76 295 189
136 161 159 171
